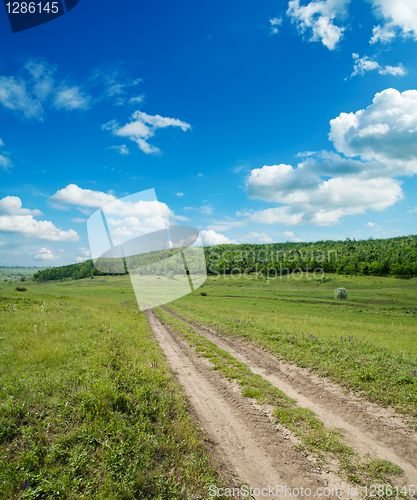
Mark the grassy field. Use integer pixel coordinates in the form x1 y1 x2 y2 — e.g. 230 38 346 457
0 268 45 282
0 279 223 499
1 271 416 496
168 273 417 418
155 306 404 487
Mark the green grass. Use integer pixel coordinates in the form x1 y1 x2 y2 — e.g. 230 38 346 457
0 284 223 499
169 274 417 418
154 307 405 487
0 268 44 282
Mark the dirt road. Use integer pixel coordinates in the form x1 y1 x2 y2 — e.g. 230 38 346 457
163 307 417 485
146 309 350 499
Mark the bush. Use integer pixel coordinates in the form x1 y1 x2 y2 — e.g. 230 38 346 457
333 287 348 300
200 291 207 296
15 287 27 292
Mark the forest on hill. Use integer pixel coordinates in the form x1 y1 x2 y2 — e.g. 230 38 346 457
33 234 417 281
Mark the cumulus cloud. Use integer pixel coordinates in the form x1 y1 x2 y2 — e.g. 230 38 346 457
103 199 174 220
329 88 417 174
0 196 43 216
369 0 417 43
283 231 295 238
200 230 237 246
34 248 58 261
50 184 117 208
351 53 406 77
0 214 79 241
247 159 403 226
176 192 184 197
103 111 191 155
245 88 417 227
287 0 348 50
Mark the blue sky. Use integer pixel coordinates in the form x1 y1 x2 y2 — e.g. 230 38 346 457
1 0 417 265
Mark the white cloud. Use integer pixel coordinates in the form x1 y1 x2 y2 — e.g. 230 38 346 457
200 230 237 246
0 76 44 120
71 218 88 223
0 140 13 171
107 144 130 155
176 192 184 197
34 248 58 261
329 88 417 175
366 222 377 227
103 111 191 155
0 215 79 241
0 61 145 122
24 61 55 101
53 86 92 111
351 53 406 77
379 65 407 76
287 0 348 50
200 204 214 215
283 231 295 238
243 232 274 242
369 0 417 42
91 68 142 104
0 196 43 216
50 184 117 208
246 158 404 226
103 199 173 219
75 247 91 262
370 24 396 44
269 17 282 34
245 88 417 227
292 237 304 242
128 95 145 105
0 61 93 120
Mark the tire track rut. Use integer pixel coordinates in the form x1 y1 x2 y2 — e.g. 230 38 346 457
146 309 349 499
163 307 417 484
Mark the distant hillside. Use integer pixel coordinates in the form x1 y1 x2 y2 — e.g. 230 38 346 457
33 234 417 281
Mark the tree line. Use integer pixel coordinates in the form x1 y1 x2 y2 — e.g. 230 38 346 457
33 234 417 281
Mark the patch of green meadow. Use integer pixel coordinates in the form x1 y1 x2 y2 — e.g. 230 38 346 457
0 284 223 499
154 307 405 487
169 274 417 418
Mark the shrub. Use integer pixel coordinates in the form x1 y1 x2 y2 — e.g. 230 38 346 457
15 286 27 292
333 287 348 300
200 291 207 296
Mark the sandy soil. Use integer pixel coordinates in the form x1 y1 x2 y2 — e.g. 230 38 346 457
147 309 353 500
164 307 417 485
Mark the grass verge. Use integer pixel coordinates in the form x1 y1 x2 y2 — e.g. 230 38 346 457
168 300 417 419
0 292 223 499
154 307 405 488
